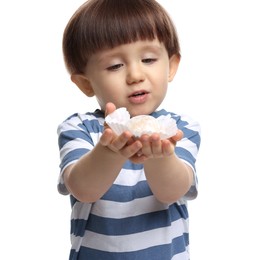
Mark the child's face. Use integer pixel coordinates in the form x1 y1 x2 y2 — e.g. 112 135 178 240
77 38 179 117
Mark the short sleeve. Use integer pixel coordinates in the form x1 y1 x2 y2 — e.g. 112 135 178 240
57 113 103 195
174 114 201 200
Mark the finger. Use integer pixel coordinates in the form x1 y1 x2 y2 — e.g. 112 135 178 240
110 131 132 151
104 102 117 130
121 140 143 158
162 139 174 156
99 128 114 146
170 129 184 144
150 134 162 155
139 134 152 156
105 102 116 117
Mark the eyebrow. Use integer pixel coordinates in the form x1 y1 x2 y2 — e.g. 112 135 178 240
140 44 164 54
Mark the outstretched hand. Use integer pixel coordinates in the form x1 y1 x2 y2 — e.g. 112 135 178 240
134 130 183 160
100 103 183 164
100 103 144 161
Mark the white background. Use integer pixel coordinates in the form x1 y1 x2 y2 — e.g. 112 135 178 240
0 0 252 259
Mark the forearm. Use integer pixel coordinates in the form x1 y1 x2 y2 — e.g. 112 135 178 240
144 153 193 204
64 142 126 203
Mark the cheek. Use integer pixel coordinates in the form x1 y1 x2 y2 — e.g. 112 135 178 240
155 74 168 97
95 85 123 108
97 74 124 95
153 73 169 90
152 63 170 84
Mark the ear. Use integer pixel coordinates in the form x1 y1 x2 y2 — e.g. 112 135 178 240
168 54 180 82
71 74 95 97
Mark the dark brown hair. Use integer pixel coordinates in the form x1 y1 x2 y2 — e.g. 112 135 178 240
63 0 180 74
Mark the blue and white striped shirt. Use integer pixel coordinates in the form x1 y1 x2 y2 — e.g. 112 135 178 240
57 109 201 260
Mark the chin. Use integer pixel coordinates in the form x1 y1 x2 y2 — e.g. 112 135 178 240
128 108 153 117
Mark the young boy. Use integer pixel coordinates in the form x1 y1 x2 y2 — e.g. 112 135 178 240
57 0 201 259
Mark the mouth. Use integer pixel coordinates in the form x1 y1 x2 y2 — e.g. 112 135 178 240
129 90 149 97
128 90 150 104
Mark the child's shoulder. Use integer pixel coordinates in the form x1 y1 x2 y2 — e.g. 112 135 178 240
63 109 104 123
153 108 196 121
154 109 201 132
57 109 105 132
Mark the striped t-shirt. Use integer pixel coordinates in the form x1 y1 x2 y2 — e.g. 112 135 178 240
57 109 201 260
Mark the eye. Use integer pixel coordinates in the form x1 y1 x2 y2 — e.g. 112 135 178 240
106 64 123 71
142 58 157 64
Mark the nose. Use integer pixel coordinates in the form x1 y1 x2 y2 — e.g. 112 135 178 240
126 63 145 85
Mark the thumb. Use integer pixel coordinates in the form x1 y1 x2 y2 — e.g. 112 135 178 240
105 102 116 117
170 129 183 144
104 102 117 130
